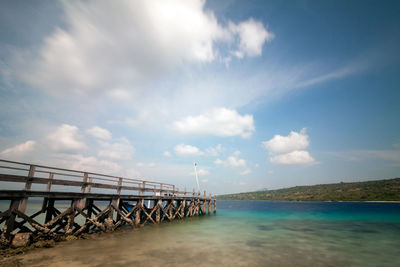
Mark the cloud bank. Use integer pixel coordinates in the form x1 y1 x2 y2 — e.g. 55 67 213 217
17 0 272 95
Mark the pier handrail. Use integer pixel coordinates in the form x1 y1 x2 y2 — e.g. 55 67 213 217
0 158 209 199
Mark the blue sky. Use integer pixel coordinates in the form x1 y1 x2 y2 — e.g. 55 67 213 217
0 0 399 194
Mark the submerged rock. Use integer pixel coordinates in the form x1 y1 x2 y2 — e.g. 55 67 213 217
65 235 78 241
33 240 55 248
11 233 31 248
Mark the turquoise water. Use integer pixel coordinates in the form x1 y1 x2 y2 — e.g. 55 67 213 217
6 200 400 266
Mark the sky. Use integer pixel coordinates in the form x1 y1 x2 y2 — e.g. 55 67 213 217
0 0 399 194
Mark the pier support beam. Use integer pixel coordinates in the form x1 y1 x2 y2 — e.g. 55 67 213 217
0 200 20 244
156 200 161 223
213 199 216 214
135 199 143 226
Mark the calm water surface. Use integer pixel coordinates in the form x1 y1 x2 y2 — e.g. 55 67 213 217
8 201 400 266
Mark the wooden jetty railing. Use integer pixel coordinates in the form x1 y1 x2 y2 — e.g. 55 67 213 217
0 159 216 247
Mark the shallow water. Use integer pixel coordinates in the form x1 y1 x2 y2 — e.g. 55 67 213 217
5 201 400 266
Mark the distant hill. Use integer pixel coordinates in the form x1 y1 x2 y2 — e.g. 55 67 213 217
217 178 400 201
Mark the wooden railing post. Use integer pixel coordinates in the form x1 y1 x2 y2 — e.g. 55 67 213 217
117 178 123 195
81 173 88 193
87 177 93 193
46 172 54 192
42 172 54 213
138 182 144 196
77 172 88 210
19 165 35 213
116 178 122 208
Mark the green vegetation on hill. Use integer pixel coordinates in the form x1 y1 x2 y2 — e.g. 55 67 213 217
218 178 400 201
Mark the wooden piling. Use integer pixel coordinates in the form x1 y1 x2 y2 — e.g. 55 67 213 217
156 200 161 223
213 198 217 214
135 200 142 226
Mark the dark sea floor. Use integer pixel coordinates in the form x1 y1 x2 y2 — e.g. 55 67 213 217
2 201 400 266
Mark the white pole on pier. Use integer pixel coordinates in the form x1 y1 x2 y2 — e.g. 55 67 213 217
194 162 200 194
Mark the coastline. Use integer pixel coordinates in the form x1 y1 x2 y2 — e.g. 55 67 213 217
217 199 400 203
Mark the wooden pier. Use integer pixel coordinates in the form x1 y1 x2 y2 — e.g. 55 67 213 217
0 159 216 248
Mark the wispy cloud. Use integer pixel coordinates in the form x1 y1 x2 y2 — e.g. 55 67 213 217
333 148 400 165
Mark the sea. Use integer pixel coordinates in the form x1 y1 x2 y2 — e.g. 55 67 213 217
3 200 400 266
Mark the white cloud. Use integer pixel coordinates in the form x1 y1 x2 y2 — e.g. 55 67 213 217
64 154 121 174
174 144 204 156
98 138 135 160
201 179 209 183
262 128 309 154
214 158 223 165
163 151 171 157
270 150 316 165
205 144 223 156
17 0 271 94
86 126 112 140
230 18 274 58
215 151 250 175
47 124 86 153
174 108 255 138
262 128 316 165
233 150 241 157
0 140 36 157
225 156 246 168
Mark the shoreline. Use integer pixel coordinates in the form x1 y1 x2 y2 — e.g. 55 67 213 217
217 199 400 203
